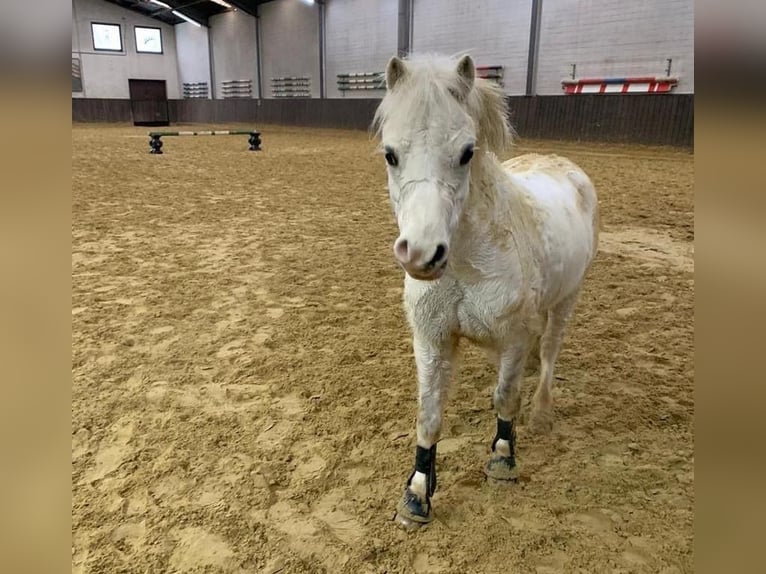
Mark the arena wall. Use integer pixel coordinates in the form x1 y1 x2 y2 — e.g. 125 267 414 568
72 93 693 147
71 0 694 146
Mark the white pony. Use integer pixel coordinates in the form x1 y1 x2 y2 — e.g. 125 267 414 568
373 54 599 530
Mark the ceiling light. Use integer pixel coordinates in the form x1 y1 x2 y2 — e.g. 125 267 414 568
148 0 171 8
210 0 233 7
172 10 202 27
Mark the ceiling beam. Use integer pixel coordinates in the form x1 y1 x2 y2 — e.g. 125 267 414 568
143 1 211 27
227 1 259 18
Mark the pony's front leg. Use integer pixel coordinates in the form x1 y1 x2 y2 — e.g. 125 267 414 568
394 335 456 531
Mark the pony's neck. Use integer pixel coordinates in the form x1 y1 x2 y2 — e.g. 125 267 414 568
462 151 521 228
467 151 510 206
452 151 533 263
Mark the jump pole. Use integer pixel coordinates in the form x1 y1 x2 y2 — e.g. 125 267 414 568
148 129 262 154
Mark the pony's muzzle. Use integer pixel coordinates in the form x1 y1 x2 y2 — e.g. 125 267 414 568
393 238 449 279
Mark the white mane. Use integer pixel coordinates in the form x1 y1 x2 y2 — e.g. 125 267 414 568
372 53 515 155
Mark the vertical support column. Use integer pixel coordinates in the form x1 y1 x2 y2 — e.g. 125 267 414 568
526 0 543 96
318 1 326 98
208 24 216 99
398 0 412 57
408 0 414 54
255 6 263 99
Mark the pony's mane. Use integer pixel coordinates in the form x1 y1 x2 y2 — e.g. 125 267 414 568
372 53 514 154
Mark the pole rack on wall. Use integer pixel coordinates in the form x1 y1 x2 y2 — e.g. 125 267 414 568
561 76 678 94
476 65 504 87
221 79 253 99
271 76 311 98
337 71 385 92
183 82 209 99
337 66 503 89
72 56 83 93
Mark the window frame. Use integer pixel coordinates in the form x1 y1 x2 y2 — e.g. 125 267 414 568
134 25 164 55
90 22 124 53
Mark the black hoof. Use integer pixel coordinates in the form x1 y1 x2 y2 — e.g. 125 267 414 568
394 486 432 530
484 453 519 483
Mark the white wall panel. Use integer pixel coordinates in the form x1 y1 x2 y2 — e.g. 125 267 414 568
209 10 259 99
325 0 398 99
260 0 320 99
536 0 694 94
175 22 211 97
412 0 533 95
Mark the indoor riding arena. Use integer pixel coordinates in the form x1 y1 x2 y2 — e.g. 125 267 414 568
72 1 694 573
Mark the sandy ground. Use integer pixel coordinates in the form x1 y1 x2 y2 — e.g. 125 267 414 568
72 123 693 573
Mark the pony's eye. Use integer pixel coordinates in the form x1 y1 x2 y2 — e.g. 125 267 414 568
459 145 474 166
385 152 398 167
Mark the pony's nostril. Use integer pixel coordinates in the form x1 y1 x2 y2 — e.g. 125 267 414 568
394 238 410 262
427 244 448 268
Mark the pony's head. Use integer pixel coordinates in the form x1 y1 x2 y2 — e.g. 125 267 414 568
373 53 512 281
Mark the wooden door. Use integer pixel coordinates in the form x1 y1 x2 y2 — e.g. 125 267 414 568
128 79 169 126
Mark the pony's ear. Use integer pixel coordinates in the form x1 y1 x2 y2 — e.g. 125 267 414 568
454 54 476 97
386 56 407 90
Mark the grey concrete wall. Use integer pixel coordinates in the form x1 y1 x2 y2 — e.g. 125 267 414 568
175 22 211 97
72 2 80 52
72 0 694 103
208 10 259 99
536 0 694 94
260 0 321 99
71 0 180 99
325 0 398 99
411 0 533 95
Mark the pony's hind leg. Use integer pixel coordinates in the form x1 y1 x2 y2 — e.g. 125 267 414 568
530 292 580 434
394 334 456 531
484 340 528 483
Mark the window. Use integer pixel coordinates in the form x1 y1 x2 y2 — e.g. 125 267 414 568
91 22 123 52
135 26 163 54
